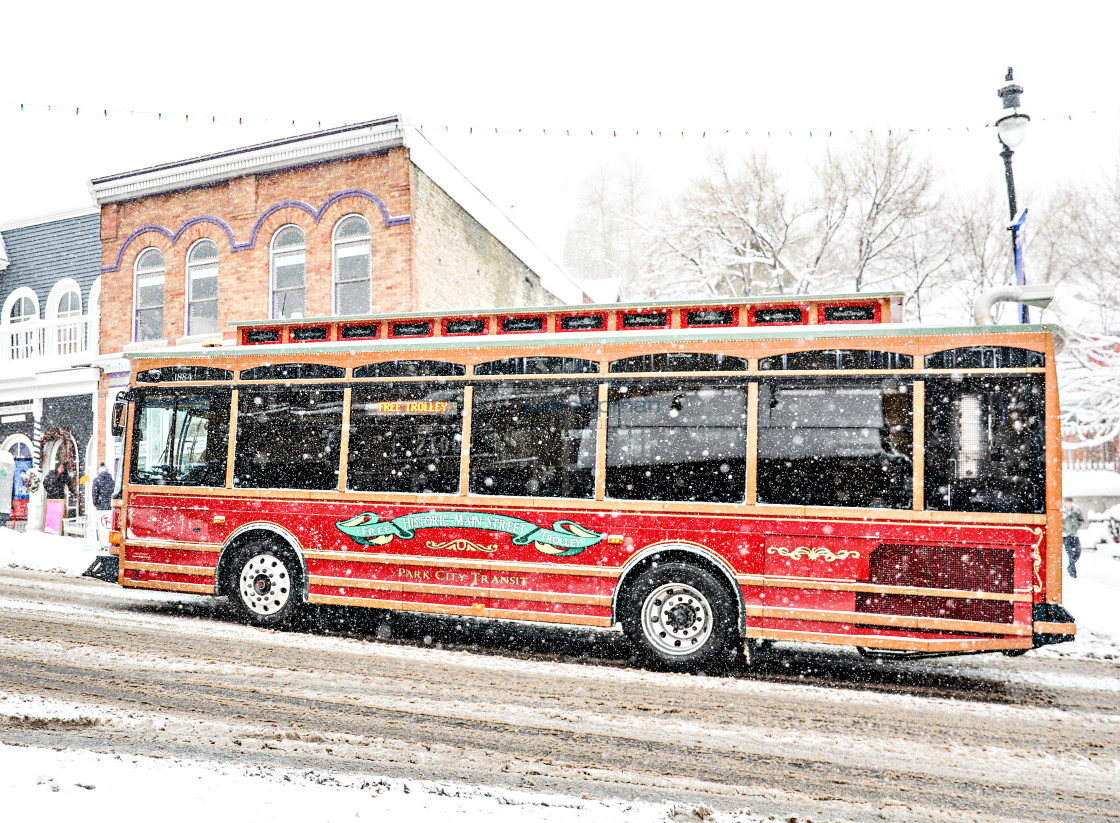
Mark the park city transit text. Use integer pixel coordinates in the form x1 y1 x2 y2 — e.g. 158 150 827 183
397 567 528 586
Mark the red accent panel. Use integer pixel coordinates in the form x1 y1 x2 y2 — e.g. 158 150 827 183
680 306 740 329
855 593 1014 624
868 544 1014 593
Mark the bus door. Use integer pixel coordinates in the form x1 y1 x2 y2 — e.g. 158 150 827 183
127 389 232 546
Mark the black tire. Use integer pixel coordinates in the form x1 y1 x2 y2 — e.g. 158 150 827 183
225 541 302 628
620 561 738 672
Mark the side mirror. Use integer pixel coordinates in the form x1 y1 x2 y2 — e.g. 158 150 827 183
111 396 127 437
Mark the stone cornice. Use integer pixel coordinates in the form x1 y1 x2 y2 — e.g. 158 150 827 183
89 117 405 204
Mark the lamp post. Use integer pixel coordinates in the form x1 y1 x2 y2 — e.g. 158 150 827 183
996 67 1031 323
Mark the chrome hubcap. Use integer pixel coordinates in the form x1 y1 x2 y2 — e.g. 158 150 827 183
239 554 290 616
641 582 712 656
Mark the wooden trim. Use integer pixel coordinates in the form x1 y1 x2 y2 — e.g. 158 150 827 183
121 561 216 577
913 380 925 511
459 385 474 495
309 574 611 606
1045 350 1063 604
746 381 758 505
307 593 613 627
126 539 223 552
225 389 239 489
337 386 352 492
595 382 608 501
744 627 1033 653
1034 621 1076 635
304 550 623 578
120 579 214 595
121 483 1047 525
736 574 1031 603
745 605 1031 636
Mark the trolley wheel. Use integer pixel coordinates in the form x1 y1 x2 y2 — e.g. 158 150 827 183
621 562 737 672
226 542 301 628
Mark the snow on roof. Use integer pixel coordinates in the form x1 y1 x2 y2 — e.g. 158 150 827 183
580 277 622 304
1062 469 1120 498
402 126 584 304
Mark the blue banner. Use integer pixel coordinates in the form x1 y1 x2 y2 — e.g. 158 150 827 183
1014 209 1028 323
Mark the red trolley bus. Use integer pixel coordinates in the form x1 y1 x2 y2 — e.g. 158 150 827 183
109 292 1076 671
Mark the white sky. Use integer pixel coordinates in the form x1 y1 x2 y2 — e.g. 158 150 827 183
1 0 1116 264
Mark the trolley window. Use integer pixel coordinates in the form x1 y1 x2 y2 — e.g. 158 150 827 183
234 387 343 490
757 378 913 509
130 390 231 487
347 384 464 494
924 375 1045 513
606 381 748 503
469 382 597 499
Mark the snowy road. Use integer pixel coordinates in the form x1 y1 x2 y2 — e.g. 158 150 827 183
1 567 1118 822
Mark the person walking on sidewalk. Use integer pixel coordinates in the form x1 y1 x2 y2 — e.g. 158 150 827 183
1062 497 1085 578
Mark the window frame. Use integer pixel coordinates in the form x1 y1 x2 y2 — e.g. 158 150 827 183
332 214 373 316
186 238 220 336
133 247 166 343
269 225 307 320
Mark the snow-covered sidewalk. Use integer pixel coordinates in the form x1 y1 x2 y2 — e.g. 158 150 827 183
0 527 100 576
0 741 747 823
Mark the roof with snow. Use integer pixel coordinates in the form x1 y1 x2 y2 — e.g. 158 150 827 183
88 116 586 304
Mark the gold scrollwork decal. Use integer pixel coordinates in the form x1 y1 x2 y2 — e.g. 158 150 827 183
1031 527 1044 593
767 546 861 562
426 539 498 553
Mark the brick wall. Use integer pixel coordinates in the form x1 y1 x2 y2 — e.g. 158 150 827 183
411 166 556 311
98 148 414 354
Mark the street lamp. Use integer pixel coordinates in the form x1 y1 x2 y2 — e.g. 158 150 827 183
996 67 1031 323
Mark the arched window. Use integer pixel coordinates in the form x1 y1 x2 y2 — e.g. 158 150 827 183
5 289 40 359
270 226 305 319
54 287 82 355
9 295 37 323
332 215 371 316
134 248 165 342
187 239 219 335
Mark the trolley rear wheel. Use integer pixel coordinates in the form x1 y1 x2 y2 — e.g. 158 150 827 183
621 561 737 672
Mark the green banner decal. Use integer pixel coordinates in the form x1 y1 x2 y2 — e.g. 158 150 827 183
336 511 603 557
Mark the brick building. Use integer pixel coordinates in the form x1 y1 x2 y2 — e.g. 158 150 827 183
89 115 585 471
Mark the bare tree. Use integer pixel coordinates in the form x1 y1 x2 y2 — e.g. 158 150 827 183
841 134 937 294
562 156 651 299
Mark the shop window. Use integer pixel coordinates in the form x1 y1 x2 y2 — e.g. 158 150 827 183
187 240 219 335
134 248 165 342
333 215 372 316
270 226 306 319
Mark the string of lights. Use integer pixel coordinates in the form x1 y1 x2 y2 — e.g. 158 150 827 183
2 99 1116 139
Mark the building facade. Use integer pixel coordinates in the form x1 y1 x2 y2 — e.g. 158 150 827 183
0 209 102 526
89 115 584 473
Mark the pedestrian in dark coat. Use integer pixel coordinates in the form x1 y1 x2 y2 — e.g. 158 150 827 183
91 464 114 511
1062 496 1085 578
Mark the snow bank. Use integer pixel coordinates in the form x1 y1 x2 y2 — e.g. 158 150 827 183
0 527 94 576
0 742 755 823
1046 547 1120 660
1062 469 1120 498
